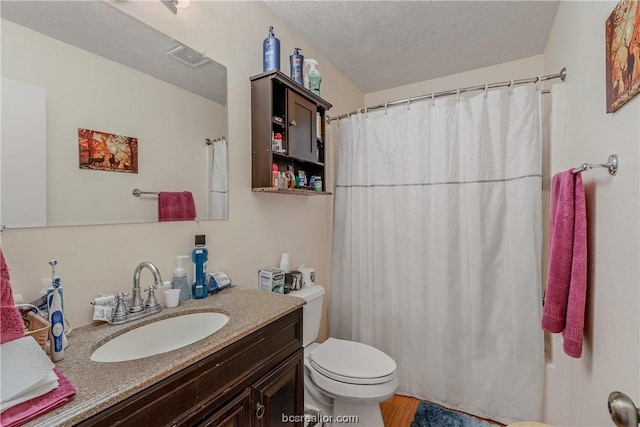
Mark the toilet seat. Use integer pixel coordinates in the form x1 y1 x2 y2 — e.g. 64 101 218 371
309 338 397 385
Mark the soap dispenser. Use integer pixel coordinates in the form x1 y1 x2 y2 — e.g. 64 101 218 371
172 255 191 302
191 235 208 299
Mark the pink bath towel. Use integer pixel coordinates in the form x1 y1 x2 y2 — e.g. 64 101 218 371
158 191 196 222
0 248 25 344
0 368 76 427
541 170 587 358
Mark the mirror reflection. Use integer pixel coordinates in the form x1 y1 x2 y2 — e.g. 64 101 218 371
1 1 228 228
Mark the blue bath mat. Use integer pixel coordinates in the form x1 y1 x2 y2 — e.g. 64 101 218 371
410 401 498 427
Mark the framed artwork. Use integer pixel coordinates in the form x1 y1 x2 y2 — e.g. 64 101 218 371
78 128 138 173
606 0 640 113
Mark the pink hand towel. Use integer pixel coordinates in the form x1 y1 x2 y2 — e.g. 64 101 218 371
158 191 196 222
0 368 76 427
0 248 25 344
541 170 587 358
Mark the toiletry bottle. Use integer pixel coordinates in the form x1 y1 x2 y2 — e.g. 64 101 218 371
47 259 64 362
192 235 208 299
272 163 279 188
263 26 280 72
172 255 191 302
304 59 322 96
289 48 304 85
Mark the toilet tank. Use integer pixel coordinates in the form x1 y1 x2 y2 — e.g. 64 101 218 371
289 284 325 347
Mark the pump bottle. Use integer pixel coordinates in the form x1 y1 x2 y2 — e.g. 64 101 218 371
172 255 191 302
263 26 280 72
192 235 208 299
290 48 304 85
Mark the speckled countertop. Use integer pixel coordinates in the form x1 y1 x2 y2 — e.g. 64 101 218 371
25 289 305 427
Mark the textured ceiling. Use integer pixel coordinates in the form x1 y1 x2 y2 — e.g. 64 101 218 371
1 1 227 105
264 1 560 93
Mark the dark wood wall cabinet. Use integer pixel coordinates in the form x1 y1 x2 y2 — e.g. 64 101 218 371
251 70 332 195
78 309 304 427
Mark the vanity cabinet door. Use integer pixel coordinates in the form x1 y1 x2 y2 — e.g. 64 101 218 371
198 388 251 427
287 90 317 163
251 348 303 427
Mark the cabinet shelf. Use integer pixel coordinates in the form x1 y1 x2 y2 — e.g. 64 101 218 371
252 187 332 196
272 151 324 167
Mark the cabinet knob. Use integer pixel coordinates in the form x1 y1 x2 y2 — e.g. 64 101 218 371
256 402 265 419
289 120 296 127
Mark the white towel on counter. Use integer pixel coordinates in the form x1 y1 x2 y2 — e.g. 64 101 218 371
0 336 58 412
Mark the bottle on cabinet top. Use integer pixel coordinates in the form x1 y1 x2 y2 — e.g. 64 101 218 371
290 48 304 85
263 26 280 72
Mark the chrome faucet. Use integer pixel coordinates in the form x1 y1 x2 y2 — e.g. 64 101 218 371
110 261 164 325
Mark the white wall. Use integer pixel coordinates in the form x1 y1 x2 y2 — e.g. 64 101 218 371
365 55 545 106
543 1 640 426
2 19 225 226
1 1 364 340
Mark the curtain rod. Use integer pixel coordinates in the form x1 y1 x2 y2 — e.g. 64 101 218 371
327 67 566 122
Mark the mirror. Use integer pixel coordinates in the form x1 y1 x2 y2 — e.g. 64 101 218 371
0 1 228 228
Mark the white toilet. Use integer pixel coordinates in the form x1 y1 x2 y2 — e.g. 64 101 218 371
290 284 398 426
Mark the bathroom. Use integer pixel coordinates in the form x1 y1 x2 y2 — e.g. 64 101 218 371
1 1 638 426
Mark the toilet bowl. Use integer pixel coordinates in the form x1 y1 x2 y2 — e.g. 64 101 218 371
290 285 398 426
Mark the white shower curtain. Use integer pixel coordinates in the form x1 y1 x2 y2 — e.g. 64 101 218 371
330 86 544 424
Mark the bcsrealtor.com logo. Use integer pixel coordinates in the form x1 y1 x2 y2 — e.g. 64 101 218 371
282 412 360 424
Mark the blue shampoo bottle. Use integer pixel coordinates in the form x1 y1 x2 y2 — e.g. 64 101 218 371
263 26 280 72
192 235 208 299
290 48 304 85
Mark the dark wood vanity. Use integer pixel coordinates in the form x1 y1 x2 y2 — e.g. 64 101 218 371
77 309 303 427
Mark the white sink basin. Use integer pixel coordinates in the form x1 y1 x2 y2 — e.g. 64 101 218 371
90 312 229 363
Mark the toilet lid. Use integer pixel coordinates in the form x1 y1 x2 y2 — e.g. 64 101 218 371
309 338 396 385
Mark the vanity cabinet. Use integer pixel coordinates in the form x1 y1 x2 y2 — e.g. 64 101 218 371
77 309 303 427
250 70 332 195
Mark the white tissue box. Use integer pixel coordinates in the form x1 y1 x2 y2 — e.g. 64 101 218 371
259 268 284 294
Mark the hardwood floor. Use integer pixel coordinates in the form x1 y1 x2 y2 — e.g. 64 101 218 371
380 394 421 426
380 394 506 427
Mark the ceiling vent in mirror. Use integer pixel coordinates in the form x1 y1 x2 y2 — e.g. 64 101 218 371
166 45 211 68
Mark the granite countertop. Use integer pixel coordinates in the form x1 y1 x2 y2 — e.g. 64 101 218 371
26 289 305 427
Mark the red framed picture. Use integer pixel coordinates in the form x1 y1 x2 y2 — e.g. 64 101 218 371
606 0 640 113
78 128 138 173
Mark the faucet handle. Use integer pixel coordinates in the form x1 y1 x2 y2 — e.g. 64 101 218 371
144 286 160 309
113 292 129 320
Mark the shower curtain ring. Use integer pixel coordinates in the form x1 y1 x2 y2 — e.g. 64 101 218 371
456 88 461 102
385 102 388 115
484 83 489 98
365 106 368 117
432 93 435 106
508 80 514 94
407 97 411 110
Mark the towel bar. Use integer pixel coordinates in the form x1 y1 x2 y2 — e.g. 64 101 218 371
132 188 159 197
572 154 618 176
